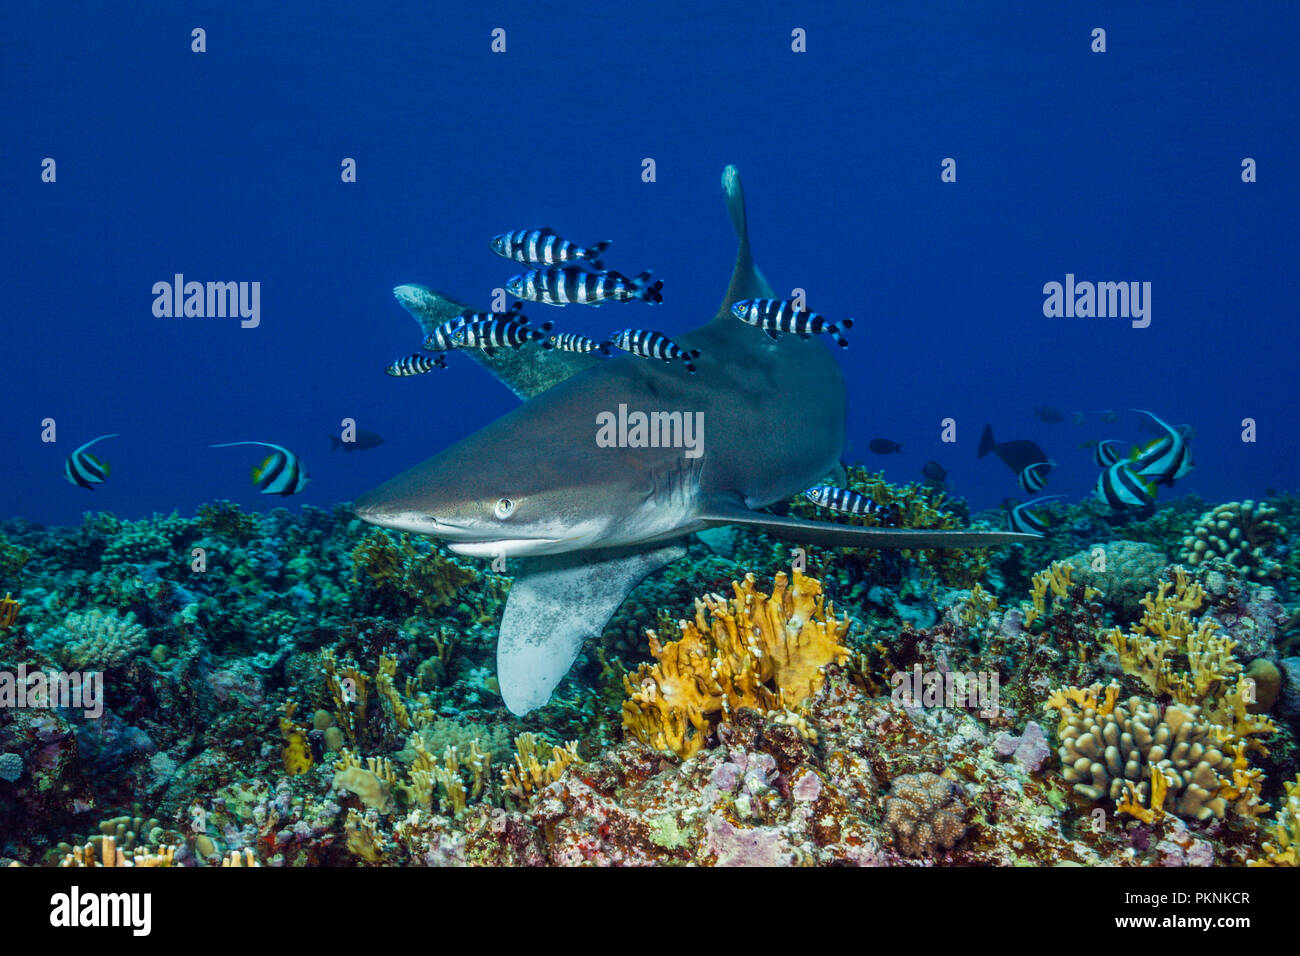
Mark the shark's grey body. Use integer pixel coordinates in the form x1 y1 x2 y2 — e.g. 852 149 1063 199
355 167 1035 714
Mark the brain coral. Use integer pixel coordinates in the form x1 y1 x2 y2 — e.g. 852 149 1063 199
1062 541 1168 617
1181 501 1285 582
883 771 968 857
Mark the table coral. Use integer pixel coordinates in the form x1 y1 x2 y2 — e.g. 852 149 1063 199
621 570 849 758
883 771 969 857
1181 500 1285 582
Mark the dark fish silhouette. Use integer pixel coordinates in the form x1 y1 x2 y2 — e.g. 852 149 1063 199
869 439 902 454
1034 406 1064 424
978 424 1051 476
331 429 385 451
921 460 947 482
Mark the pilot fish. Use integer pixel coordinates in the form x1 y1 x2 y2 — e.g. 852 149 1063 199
607 328 700 373
450 317 554 355
548 332 613 355
387 353 447 376
730 298 853 348
507 268 663 307
804 486 889 516
490 228 611 270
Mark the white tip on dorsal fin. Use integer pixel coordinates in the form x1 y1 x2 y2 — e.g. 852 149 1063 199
717 165 775 319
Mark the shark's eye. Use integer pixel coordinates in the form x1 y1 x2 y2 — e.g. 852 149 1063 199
494 497 515 519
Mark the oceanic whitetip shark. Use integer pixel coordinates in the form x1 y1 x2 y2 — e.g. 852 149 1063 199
355 167 1036 715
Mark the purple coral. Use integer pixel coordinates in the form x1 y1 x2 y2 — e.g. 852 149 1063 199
993 721 1050 772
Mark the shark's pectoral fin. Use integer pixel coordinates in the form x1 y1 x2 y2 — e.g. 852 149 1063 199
392 284 602 400
497 543 687 715
697 498 1039 549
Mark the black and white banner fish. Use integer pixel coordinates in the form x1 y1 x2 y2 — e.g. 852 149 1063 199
507 268 663 307
1005 495 1064 534
387 352 447 376
64 434 118 490
1095 460 1156 509
1081 439 1125 467
607 328 700 373
730 298 853 348
490 228 611 270
1128 409 1194 486
1017 459 1056 493
212 441 311 496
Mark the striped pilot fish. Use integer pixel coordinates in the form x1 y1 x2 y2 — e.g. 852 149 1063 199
549 332 613 355
506 267 663 307
1005 495 1065 534
490 228 611 270
1017 459 1056 493
1128 409 1194 486
607 328 700 373
804 485 888 517
64 434 118 490
450 317 554 356
387 352 447 376
1095 460 1156 509
730 298 853 348
212 441 311 496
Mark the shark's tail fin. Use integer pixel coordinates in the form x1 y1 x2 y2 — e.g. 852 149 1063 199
584 240 611 271
978 423 997 459
631 271 663 304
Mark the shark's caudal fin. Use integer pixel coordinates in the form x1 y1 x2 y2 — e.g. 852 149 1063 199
391 284 598 400
496 544 686 715
698 497 1039 549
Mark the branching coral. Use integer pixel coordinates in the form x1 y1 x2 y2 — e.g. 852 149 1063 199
1102 568 1275 748
788 466 989 587
1022 561 1100 629
502 732 580 800
350 530 478 614
1047 684 1241 822
1252 774 1300 867
196 500 259 543
35 608 146 668
0 592 20 633
622 570 849 758
1181 501 1285 582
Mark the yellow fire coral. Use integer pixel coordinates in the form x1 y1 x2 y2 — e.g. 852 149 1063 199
1103 568 1275 750
502 732 580 799
1022 561 1099 628
0 593 20 633
1252 774 1300 867
622 570 850 758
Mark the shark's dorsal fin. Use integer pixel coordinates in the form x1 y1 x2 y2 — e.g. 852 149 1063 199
715 165 775 319
391 284 600 400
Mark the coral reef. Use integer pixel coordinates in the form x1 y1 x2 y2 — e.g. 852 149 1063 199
1181 501 1286 582
884 771 969 857
621 570 849 757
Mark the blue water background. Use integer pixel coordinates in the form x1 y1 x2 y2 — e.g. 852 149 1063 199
3 1 1297 525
